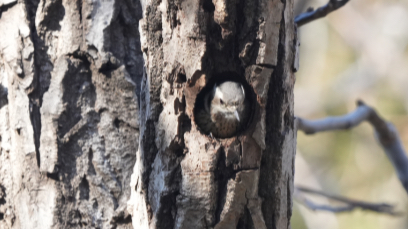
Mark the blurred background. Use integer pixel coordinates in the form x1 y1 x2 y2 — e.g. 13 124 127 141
292 0 408 228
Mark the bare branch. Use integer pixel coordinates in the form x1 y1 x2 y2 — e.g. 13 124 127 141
296 103 371 134
294 186 401 215
296 100 408 195
295 0 350 27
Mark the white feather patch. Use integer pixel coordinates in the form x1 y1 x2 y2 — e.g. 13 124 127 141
241 85 245 97
215 86 224 100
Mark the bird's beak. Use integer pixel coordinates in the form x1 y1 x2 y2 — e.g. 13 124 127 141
234 110 240 122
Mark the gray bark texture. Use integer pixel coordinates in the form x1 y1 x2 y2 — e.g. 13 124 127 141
0 0 143 228
0 0 295 228
128 0 296 228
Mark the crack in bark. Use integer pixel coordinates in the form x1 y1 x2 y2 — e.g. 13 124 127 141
0 85 7 109
24 0 44 168
77 0 82 23
138 0 165 224
256 63 276 69
214 148 236 226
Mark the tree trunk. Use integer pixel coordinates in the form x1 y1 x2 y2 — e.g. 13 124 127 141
127 0 296 229
0 0 143 228
0 0 295 228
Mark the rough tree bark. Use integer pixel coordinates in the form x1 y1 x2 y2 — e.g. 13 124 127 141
0 0 143 228
0 0 295 228
127 0 296 228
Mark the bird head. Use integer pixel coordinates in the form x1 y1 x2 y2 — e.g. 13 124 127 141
210 81 246 121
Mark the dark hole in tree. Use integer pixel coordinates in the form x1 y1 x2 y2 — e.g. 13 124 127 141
79 176 90 200
114 118 120 129
193 71 256 138
202 0 215 12
47 172 59 181
177 72 187 83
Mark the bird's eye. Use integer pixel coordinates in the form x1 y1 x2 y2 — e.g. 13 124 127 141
220 99 224 105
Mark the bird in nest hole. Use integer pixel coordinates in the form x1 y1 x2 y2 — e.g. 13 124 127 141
195 81 250 138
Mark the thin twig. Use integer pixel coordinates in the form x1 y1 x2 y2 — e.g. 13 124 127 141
294 186 401 215
295 0 350 27
296 100 408 195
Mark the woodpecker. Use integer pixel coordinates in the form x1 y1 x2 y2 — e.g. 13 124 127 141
195 81 250 138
